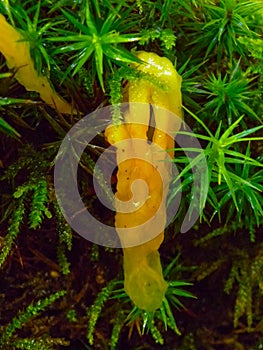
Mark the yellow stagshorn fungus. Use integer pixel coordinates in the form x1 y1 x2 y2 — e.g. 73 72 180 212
0 14 73 114
105 52 182 311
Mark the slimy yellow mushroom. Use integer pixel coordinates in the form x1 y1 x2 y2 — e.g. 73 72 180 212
0 14 73 114
105 51 182 311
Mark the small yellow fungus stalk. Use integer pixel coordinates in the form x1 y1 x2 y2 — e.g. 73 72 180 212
105 52 182 311
0 14 73 114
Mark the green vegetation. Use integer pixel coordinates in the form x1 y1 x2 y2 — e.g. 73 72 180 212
0 0 262 349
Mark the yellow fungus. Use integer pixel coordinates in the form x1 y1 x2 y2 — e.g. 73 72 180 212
105 51 182 311
0 14 73 114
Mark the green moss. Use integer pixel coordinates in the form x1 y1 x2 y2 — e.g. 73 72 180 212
0 0 262 349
